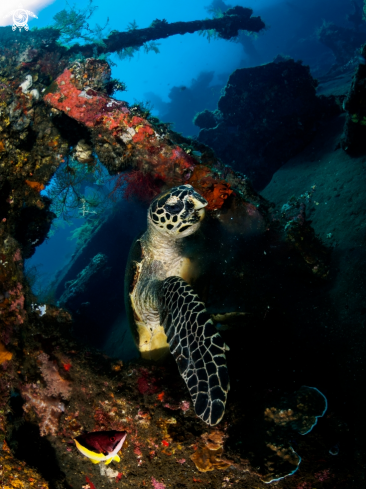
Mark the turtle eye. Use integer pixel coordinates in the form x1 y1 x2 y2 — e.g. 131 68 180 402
165 201 184 214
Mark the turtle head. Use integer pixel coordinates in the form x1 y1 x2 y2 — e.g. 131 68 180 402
148 184 207 238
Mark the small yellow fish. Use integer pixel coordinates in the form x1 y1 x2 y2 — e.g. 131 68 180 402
74 430 127 465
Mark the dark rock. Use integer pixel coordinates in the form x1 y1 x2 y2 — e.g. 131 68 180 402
193 109 220 129
318 22 366 66
341 42 366 154
346 0 365 31
12 196 55 259
196 59 339 190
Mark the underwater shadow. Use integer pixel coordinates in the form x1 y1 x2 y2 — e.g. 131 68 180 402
7 395 72 489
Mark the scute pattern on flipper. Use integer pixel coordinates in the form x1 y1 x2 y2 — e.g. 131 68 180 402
158 276 230 426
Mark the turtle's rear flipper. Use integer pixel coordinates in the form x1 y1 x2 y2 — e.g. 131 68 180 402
158 276 230 426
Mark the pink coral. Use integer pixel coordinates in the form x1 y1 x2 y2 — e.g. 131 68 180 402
22 384 65 436
180 400 190 412
21 353 71 436
315 469 330 481
296 483 311 489
8 283 26 325
38 352 72 399
151 477 166 489
13 249 22 262
163 400 190 411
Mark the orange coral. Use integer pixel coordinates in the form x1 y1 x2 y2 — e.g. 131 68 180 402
0 440 49 488
190 446 231 472
190 430 231 472
25 180 45 192
0 341 12 363
0 140 5 152
188 165 233 210
132 124 155 143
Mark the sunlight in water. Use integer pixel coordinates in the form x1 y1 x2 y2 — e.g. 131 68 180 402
0 0 54 27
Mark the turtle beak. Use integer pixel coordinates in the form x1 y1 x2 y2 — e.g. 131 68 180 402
191 195 208 210
190 196 207 220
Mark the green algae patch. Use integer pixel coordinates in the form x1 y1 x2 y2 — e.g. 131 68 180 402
43 80 59 96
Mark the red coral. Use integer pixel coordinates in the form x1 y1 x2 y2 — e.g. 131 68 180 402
132 124 155 143
94 407 113 431
38 51 67 80
137 368 158 395
109 170 162 203
188 165 233 210
85 475 97 489
130 116 145 126
44 69 108 128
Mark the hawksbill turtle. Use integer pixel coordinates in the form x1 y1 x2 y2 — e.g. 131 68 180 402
125 184 230 426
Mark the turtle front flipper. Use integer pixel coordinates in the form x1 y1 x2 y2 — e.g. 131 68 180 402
157 276 230 426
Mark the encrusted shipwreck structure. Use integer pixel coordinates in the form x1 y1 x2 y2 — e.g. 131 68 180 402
194 58 339 189
0 11 354 489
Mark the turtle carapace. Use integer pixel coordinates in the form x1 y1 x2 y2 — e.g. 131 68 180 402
125 184 230 426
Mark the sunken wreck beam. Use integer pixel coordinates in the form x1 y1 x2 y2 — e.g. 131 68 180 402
67 7 265 57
